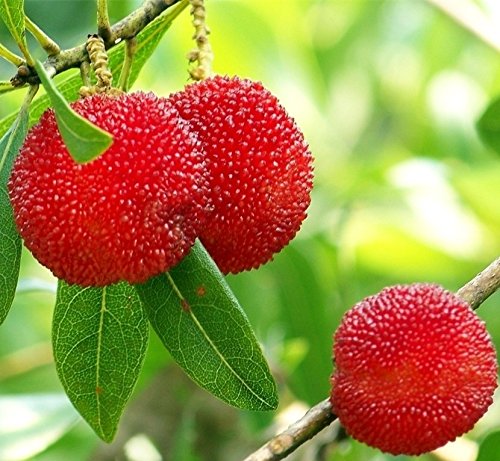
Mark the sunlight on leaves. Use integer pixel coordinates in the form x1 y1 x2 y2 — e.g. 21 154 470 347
0 0 32 65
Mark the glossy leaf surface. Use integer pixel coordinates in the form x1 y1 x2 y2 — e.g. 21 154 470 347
53 281 149 442
34 60 113 163
0 107 28 325
136 241 278 411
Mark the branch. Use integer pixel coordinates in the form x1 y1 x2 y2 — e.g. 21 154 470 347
97 0 113 45
10 0 181 86
457 257 500 310
426 0 500 54
242 399 336 461
242 257 500 461
118 38 138 91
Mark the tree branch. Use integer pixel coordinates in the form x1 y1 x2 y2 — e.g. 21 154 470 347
10 0 181 86
242 256 500 461
97 0 113 45
242 399 336 461
457 257 500 310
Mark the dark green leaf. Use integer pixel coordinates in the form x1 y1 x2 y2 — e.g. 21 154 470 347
0 0 30 61
477 97 500 154
53 281 149 442
136 241 278 411
0 107 28 325
0 95 28 183
34 60 113 163
477 431 500 461
0 1 189 138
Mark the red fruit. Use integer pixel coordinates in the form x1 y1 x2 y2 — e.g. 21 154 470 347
330 283 497 456
169 75 313 274
8 92 207 287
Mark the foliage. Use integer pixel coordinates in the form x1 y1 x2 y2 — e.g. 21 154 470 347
137 241 277 412
33 60 112 163
0 105 26 324
0 1 499 460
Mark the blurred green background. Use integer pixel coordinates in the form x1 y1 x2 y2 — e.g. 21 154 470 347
1 0 500 460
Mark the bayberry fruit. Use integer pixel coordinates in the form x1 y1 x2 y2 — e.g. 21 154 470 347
169 75 313 274
8 92 207 287
330 283 497 456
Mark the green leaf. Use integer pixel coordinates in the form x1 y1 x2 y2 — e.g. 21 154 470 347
0 107 28 325
0 0 31 64
0 0 189 138
124 0 189 85
136 241 278 411
33 60 113 163
477 431 500 461
477 97 500 154
53 281 149 442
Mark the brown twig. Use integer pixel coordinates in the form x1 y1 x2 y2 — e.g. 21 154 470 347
242 399 336 461
242 257 500 461
9 0 182 87
457 257 500 310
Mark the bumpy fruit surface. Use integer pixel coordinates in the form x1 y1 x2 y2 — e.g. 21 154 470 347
330 283 497 456
8 92 207 287
169 75 313 274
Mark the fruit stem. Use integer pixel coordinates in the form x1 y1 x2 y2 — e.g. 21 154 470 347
25 15 61 56
80 61 92 88
117 38 137 92
21 83 39 110
0 43 25 67
188 0 213 80
457 257 500 310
